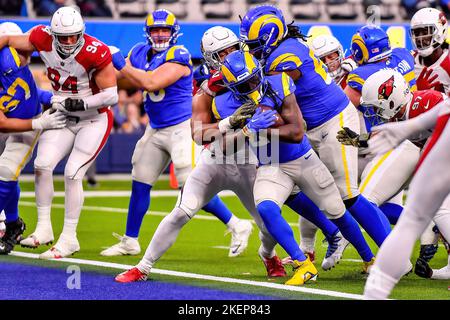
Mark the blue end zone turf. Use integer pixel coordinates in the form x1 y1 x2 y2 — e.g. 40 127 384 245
0 262 280 300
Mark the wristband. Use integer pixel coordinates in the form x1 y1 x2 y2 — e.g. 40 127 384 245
218 117 231 133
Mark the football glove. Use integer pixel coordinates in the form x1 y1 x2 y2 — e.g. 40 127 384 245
229 100 257 128
63 98 86 112
336 127 370 148
245 107 276 132
32 109 67 130
341 58 357 73
414 257 433 279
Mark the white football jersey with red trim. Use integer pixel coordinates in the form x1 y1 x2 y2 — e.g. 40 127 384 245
414 49 450 95
29 25 112 117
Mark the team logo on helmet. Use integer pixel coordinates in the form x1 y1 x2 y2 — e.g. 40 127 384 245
439 12 447 26
378 75 395 100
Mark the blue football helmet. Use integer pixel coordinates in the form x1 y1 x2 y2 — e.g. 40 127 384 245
193 63 210 85
221 50 266 103
351 25 391 65
239 5 287 60
144 9 180 52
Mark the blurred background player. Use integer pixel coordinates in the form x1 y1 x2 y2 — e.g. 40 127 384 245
311 34 358 89
2 6 118 258
410 7 450 272
240 5 390 255
363 77 450 299
101 10 252 258
0 22 66 254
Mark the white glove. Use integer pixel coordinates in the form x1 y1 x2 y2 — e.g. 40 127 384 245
51 95 68 113
341 58 358 73
368 121 415 155
32 109 67 130
0 211 5 239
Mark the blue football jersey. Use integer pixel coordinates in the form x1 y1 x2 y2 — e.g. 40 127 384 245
264 38 350 130
213 73 312 164
128 42 193 129
0 47 41 119
347 47 416 130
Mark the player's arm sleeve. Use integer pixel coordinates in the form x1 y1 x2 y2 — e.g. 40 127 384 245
37 88 52 106
0 47 21 73
28 25 52 52
165 46 193 67
281 73 297 99
266 52 302 73
346 71 364 92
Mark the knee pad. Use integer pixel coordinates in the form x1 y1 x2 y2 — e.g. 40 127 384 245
177 189 202 218
34 156 56 172
64 160 88 180
168 207 192 227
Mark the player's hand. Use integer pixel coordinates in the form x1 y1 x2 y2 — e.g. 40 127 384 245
32 109 67 130
245 107 277 132
108 45 126 71
368 122 409 155
64 98 86 112
416 66 443 92
341 58 357 73
229 100 257 128
336 127 370 148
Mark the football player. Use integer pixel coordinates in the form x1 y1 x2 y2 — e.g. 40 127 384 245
240 6 390 253
197 26 349 271
1 7 119 258
363 80 450 299
311 34 357 89
340 69 450 281
0 22 66 254
102 10 252 258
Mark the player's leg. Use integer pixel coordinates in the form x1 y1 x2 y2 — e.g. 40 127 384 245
379 191 404 225
359 140 420 232
167 120 249 256
298 216 318 262
287 150 375 271
21 128 75 248
253 164 317 285
116 160 223 282
364 115 450 299
311 105 390 246
167 120 239 229
40 111 113 259
232 164 285 277
0 131 39 252
100 125 171 256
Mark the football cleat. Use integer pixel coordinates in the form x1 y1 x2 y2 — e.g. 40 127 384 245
322 232 350 271
115 267 148 283
282 252 315 265
39 236 80 259
20 226 54 248
418 244 439 262
431 265 450 280
1 218 26 250
415 257 433 278
259 251 287 277
0 221 5 239
362 257 376 274
100 233 141 256
226 219 253 257
285 257 318 286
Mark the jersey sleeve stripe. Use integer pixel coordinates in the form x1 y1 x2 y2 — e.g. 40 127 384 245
268 53 302 72
347 73 365 86
9 47 21 68
211 98 221 120
281 73 291 97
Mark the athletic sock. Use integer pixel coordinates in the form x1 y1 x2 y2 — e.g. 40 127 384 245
1 180 20 223
331 211 374 262
348 195 390 247
286 192 339 239
257 200 306 262
125 180 152 238
202 194 233 224
379 202 403 225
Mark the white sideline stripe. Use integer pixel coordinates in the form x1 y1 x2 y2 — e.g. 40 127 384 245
18 201 299 228
20 190 236 198
9 251 365 300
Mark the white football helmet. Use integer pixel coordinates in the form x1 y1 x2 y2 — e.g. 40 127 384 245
201 26 240 70
361 69 412 121
50 6 85 56
410 7 448 57
0 22 23 36
311 34 344 80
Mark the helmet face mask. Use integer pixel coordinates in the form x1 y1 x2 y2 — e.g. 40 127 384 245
202 44 239 70
145 9 180 52
50 7 85 57
318 50 344 79
411 25 439 57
